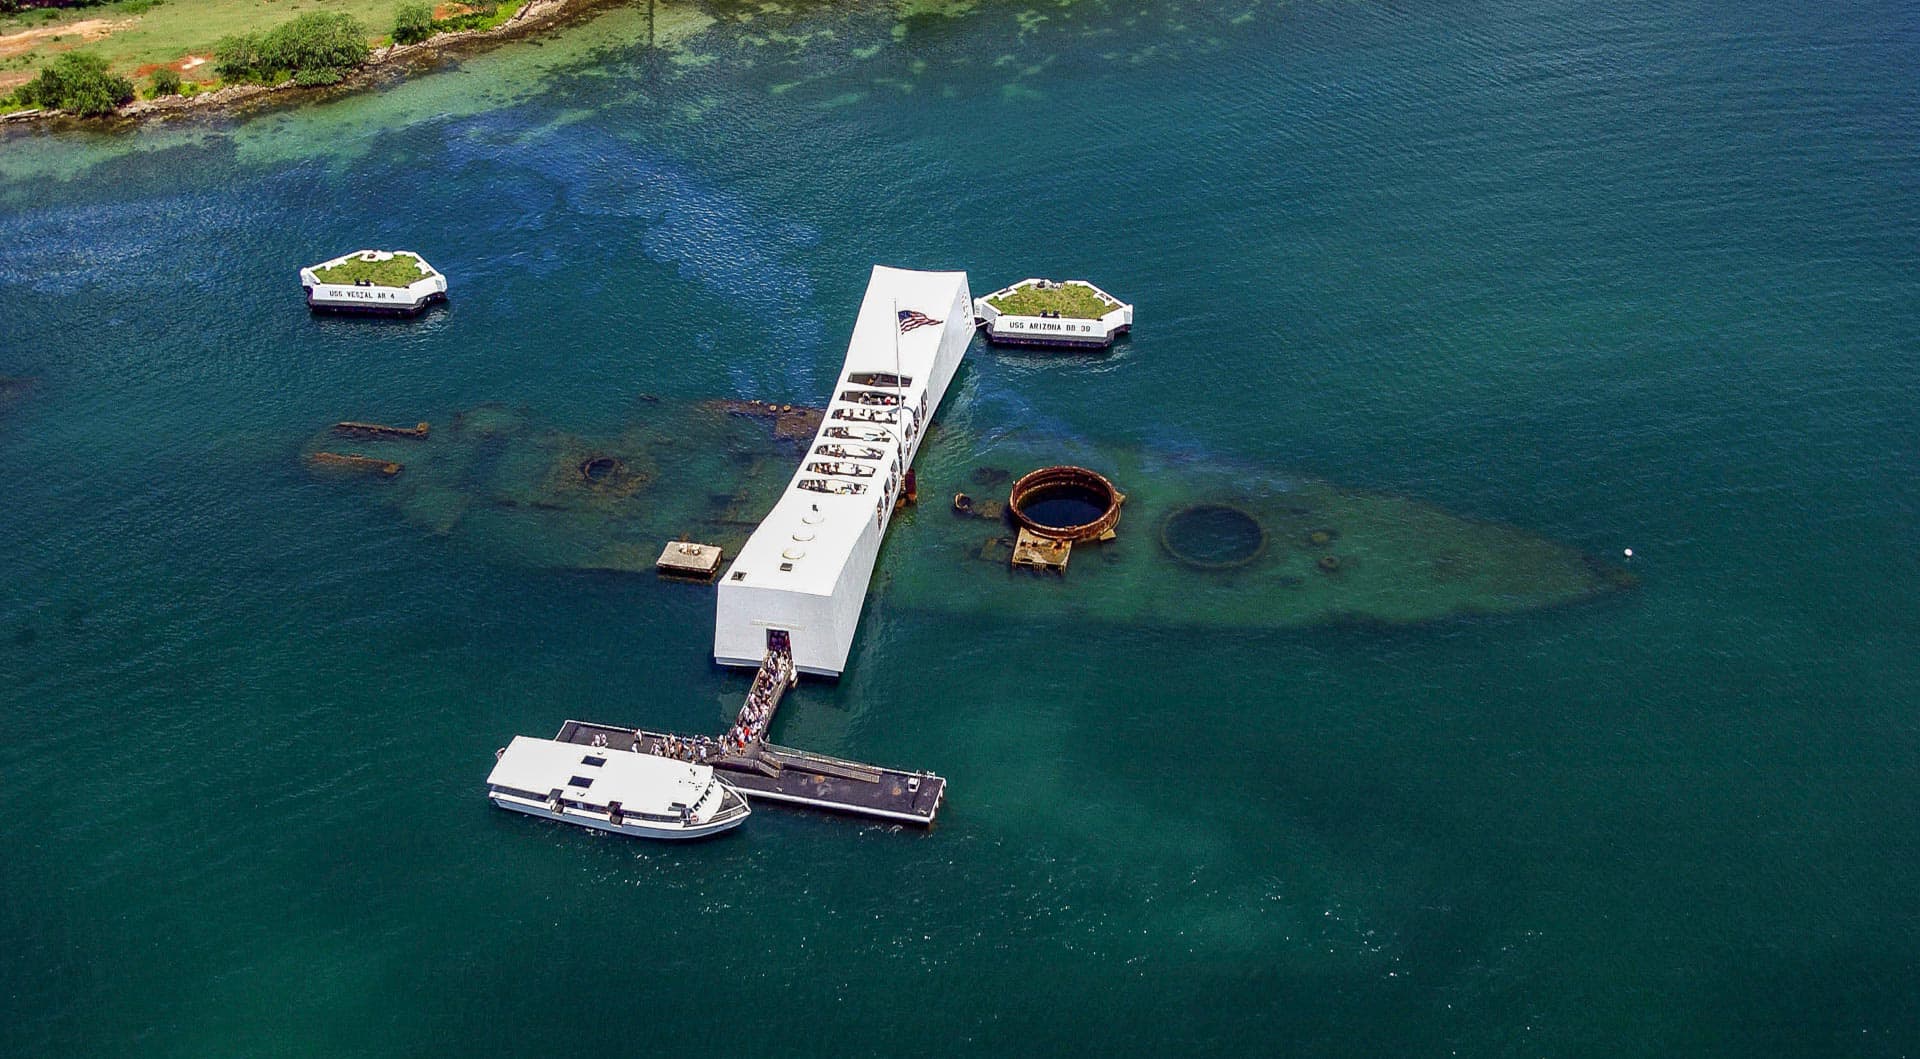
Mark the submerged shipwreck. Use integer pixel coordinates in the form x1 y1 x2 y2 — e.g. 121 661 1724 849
301 398 1629 633
303 264 1629 842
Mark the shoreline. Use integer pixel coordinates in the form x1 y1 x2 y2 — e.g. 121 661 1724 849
0 0 621 133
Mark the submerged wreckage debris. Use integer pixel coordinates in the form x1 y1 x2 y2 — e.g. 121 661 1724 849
711 399 825 442
1011 531 1073 572
1160 503 1268 571
310 451 402 476
300 398 1632 627
903 438 1634 627
0 376 34 411
300 399 806 571
1006 465 1124 572
1009 465 1124 542
333 421 430 440
952 491 1004 520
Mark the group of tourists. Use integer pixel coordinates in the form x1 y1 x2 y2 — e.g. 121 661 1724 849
644 636 795 761
734 670 779 744
654 731 720 764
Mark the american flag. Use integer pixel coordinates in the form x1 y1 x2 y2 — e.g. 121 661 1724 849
897 309 942 333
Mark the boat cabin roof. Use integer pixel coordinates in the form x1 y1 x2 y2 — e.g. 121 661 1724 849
487 736 713 812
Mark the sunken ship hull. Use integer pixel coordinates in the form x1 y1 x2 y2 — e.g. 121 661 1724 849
302 402 1630 644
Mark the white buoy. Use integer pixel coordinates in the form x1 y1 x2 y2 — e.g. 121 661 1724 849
1623 548 1634 558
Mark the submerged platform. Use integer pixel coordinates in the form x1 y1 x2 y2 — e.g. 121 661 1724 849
554 719 945 826
656 540 724 579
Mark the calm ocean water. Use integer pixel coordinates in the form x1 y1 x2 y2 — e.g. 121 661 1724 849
2 0 1917 1054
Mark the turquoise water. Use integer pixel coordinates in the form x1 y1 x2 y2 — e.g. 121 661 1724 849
3 0 1917 1054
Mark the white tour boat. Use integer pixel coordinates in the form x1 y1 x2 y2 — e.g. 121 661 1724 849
713 265 976 677
486 735 750 840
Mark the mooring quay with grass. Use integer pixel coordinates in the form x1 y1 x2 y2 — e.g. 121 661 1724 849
973 277 1133 349
300 249 448 315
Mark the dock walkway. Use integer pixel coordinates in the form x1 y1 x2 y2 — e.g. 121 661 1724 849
554 719 945 826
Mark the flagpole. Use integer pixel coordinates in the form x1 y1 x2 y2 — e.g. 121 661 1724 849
891 298 905 513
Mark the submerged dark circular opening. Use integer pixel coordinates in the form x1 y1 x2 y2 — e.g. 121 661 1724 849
580 455 623 483
1021 490 1107 530
1160 503 1267 570
1008 466 1122 541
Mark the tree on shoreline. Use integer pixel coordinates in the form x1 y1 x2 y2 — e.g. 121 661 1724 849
216 11 370 85
149 67 182 98
13 52 134 115
393 2 435 45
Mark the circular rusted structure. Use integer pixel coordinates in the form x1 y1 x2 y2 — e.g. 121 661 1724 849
1008 465 1122 542
953 492 974 513
1159 502 1267 571
1317 555 1342 573
579 455 624 483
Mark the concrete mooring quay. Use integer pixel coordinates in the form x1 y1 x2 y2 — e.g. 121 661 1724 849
544 634 944 827
553 718 946 826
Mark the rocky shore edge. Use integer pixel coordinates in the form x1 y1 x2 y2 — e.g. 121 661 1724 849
1 0 597 130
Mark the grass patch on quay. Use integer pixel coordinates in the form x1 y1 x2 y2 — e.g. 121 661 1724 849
986 282 1116 320
311 252 432 287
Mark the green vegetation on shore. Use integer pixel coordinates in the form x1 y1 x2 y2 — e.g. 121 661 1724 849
3 0 531 117
986 282 1116 320
427 1 510 34
215 11 367 85
311 252 432 287
13 51 132 114
391 2 433 45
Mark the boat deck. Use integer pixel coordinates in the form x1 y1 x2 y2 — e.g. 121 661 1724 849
554 719 945 826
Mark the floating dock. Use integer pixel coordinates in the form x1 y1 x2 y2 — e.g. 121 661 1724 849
553 636 945 825
553 719 945 826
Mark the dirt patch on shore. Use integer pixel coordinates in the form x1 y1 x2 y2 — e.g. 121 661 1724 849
133 54 212 80
0 18 131 60
0 16 133 88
